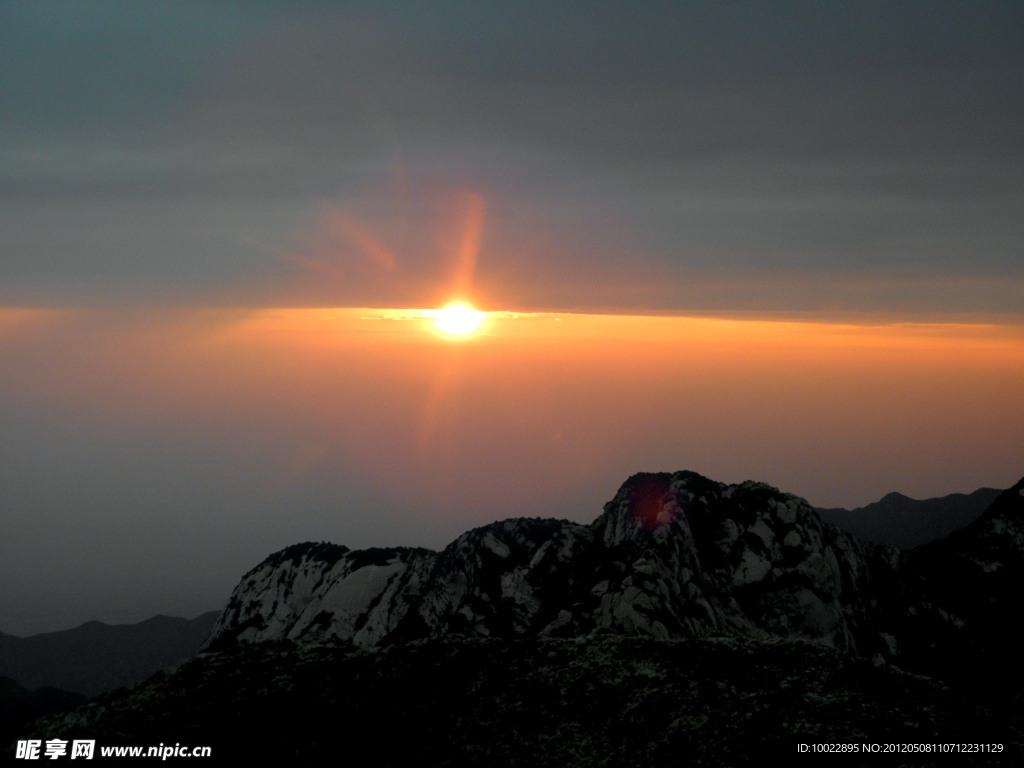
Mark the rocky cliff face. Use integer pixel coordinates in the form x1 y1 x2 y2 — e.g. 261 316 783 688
206 471 1024 688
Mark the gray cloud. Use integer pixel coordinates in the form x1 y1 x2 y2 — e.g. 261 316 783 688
2 1 1020 313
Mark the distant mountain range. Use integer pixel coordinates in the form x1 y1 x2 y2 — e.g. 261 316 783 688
16 473 1024 764
0 612 218 698
815 487 1001 548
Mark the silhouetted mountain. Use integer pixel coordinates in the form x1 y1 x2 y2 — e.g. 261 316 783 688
24 471 1024 765
0 677 86 749
898 477 1024 696
816 487 1001 547
0 612 219 698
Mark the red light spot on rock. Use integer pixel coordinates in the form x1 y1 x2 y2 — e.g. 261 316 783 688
627 474 673 530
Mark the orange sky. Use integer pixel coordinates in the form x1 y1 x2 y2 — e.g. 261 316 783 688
3 304 1022 634
5 306 1021 510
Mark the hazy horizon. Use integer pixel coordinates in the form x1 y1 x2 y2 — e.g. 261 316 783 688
1 462 1018 638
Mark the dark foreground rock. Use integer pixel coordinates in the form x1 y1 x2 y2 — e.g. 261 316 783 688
19 636 1021 767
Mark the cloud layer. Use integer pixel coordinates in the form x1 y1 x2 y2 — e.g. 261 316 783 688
2 1 1020 314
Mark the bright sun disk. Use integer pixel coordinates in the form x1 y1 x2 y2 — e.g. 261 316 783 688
432 303 485 336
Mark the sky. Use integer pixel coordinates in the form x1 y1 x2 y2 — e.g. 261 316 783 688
1 1 1022 635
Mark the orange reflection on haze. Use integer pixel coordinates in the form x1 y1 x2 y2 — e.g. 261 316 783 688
2 306 1022 523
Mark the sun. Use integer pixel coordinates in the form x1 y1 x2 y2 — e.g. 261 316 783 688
431 302 486 336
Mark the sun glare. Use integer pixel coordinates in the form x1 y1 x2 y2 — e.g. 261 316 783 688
432 303 486 336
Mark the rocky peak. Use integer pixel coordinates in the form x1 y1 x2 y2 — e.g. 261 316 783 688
595 472 677 543
879 491 913 504
593 471 835 568
205 470 1021 691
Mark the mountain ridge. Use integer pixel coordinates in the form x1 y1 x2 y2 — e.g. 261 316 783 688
815 486 1002 548
205 470 1024 695
0 612 220 698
